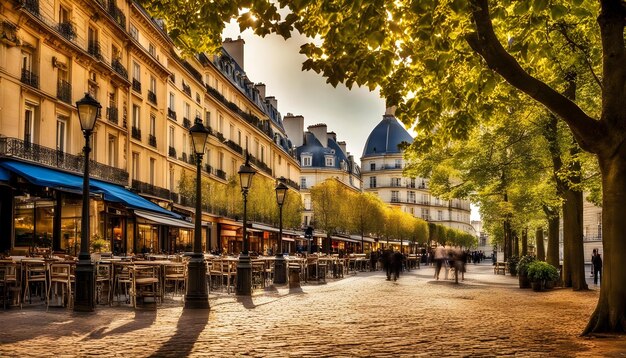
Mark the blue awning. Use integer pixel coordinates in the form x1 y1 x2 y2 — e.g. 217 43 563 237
0 166 11 182
0 160 181 219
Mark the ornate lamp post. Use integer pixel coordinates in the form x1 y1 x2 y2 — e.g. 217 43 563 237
185 120 210 309
74 93 101 312
273 178 289 284
236 156 256 295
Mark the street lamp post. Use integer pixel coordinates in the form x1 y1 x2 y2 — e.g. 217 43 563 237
273 179 288 284
236 155 256 296
74 93 101 312
185 120 210 309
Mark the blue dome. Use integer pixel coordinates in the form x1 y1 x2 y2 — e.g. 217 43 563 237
362 115 413 158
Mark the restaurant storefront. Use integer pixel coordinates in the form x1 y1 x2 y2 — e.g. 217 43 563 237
0 160 193 256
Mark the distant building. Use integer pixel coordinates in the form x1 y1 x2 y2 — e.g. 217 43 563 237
360 109 474 235
283 117 361 228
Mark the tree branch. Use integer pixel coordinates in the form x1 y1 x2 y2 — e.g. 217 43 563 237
465 0 605 154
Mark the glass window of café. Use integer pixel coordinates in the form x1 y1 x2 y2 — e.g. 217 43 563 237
14 195 54 250
137 224 159 254
169 227 192 253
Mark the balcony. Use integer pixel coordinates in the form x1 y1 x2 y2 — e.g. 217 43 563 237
88 40 102 60
167 108 177 120
23 0 40 16
215 132 225 142
106 0 126 29
132 78 141 93
131 180 171 201
147 90 157 104
0 137 128 185
182 82 191 97
56 80 71 104
183 118 191 129
56 22 76 42
148 134 157 147
224 140 243 155
284 178 301 191
182 61 203 84
111 58 128 79
168 146 176 158
131 126 141 140
216 169 226 180
204 164 213 174
21 69 39 88
106 107 118 124
181 152 188 163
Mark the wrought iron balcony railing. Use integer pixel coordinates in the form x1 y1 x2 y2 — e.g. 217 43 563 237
132 79 141 93
57 22 76 41
183 118 191 129
147 90 157 104
167 108 177 120
224 140 243 155
23 0 40 16
168 146 176 158
216 169 226 180
88 40 102 60
148 134 157 147
111 58 128 79
0 137 128 185
56 80 71 104
131 179 172 201
21 69 39 88
106 0 126 29
182 83 191 96
106 106 118 124
131 126 141 140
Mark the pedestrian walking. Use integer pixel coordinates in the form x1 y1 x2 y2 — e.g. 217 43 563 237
434 244 446 280
592 249 602 285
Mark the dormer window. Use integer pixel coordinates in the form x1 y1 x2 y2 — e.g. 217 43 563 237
301 154 312 167
325 156 334 167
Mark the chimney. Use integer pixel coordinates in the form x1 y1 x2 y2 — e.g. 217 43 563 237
308 124 328 147
266 96 278 109
222 36 245 70
255 83 266 99
337 140 347 155
283 114 305 147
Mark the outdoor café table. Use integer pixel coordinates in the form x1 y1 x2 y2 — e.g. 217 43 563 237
131 260 178 301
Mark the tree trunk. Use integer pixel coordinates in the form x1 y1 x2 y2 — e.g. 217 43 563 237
513 230 519 257
521 228 528 256
546 212 560 269
535 227 545 261
562 187 588 290
583 152 626 334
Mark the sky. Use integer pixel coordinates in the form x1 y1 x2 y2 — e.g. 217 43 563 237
222 25 387 164
221 25 481 221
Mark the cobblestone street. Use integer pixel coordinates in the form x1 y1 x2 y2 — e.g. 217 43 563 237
1 262 625 357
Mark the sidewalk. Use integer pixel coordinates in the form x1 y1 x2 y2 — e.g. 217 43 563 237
1 262 624 357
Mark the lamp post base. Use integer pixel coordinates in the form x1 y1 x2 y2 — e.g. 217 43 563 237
273 255 287 285
74 260 95 312
236 254 252 296
184 253 210 309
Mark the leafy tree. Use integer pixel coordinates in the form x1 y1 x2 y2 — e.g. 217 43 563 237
346 192 385 253
310 178 350 253
141 0 624 335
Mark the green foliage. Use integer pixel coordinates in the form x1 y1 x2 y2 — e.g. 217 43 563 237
516 255 536 276
527 261 560 282
507 255 519 276
90 233 108 253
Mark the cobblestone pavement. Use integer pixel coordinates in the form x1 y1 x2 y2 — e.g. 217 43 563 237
1 262 625 357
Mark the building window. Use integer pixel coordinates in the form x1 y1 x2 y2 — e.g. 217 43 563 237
184 102 190 120
408 191 416 203
132 105 140 129
205 110 211 127
261 146 265 162
129 23 138 40
218 114 224 133
149 158 156 185
370 162 375 171
324 156 334 167
395 159 402 168
219 152 224 170
301 155 312 167
421 194 429 205
150 113 156 137
391 191 399 202
169 167 175 192
438 210 443 221
421 208 430 221
169 92 175 110
24 104 35 144
132 152 139 181
300 177 306 189
132 62 140 82
108 134 117 167
169 126 175 147
391 177 401 187
56 116 67 153
148 43 156 57
369 176 377 188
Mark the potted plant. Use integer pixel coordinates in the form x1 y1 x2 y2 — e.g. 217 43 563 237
507 255 519 276
527 261 559 291
90 233 109 261
517 255 536 288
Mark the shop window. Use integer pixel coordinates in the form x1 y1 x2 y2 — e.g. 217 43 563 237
14 197 54 249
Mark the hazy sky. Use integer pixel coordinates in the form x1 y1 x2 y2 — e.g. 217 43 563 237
222 25 387 164
222 26 480 221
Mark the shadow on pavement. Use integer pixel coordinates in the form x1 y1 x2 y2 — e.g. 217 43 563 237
149 308 209 357
87 309 157 339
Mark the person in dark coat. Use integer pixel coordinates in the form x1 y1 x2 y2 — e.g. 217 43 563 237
390 251 404 281
592 249 603 285
381 249 393 280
